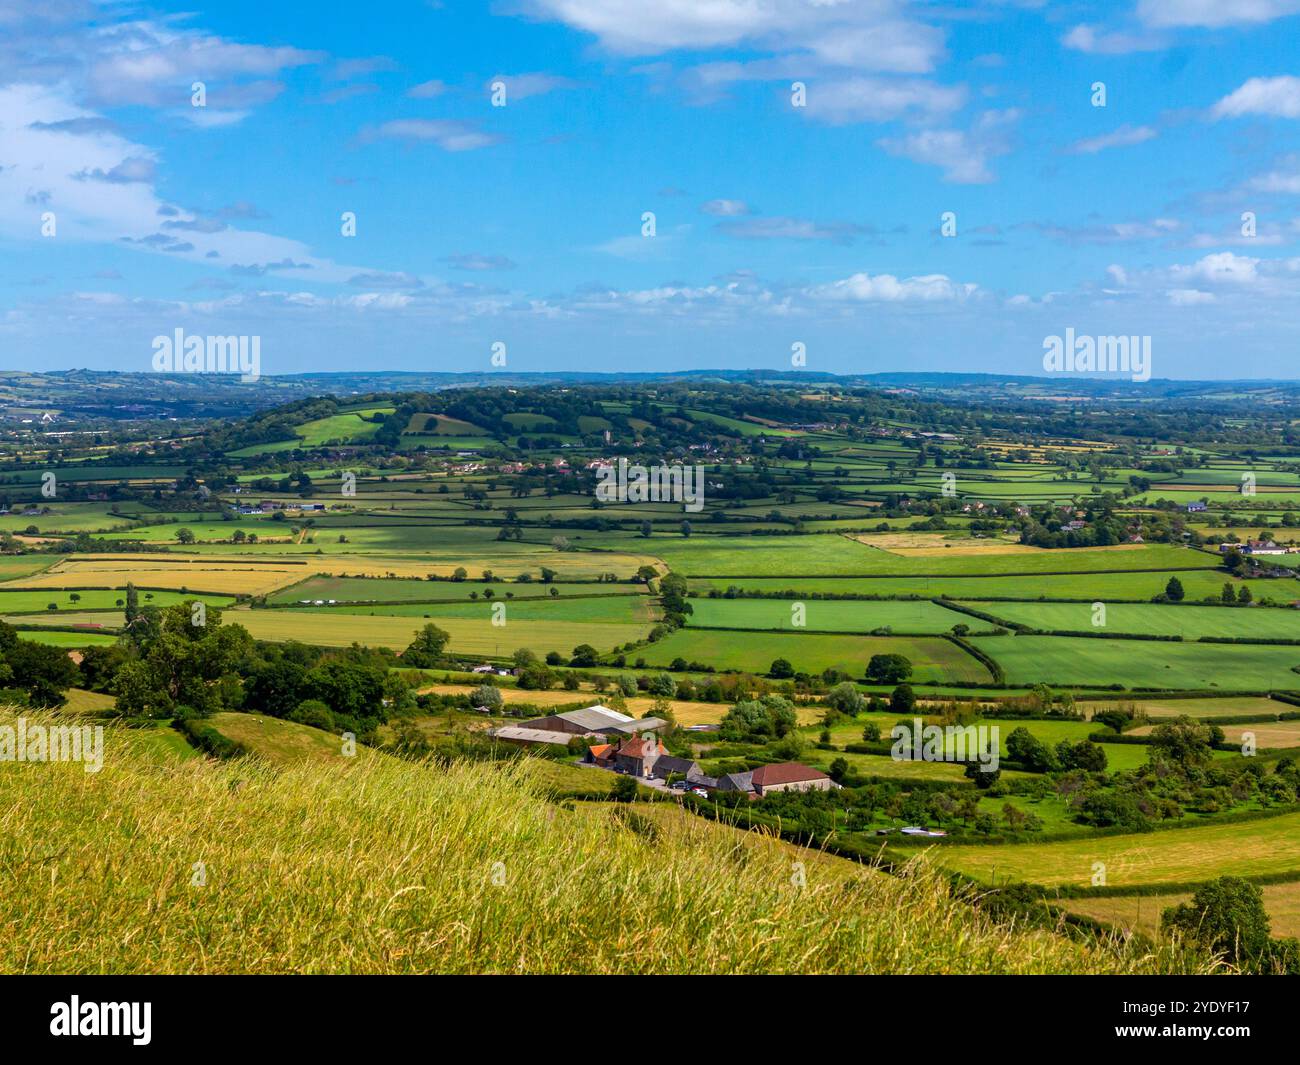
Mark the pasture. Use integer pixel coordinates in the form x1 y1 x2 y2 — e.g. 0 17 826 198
971 635 1300 690
230 608 651 657
639 629 992 684
965 600 1300 641
685 597 972 633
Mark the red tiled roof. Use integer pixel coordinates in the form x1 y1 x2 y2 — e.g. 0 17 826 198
617 736 663 758
750 762 828 787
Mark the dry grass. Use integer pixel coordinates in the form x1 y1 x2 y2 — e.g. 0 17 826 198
0 710 1200 974
1060 881 1300 940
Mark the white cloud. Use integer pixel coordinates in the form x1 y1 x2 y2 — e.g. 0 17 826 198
809 271 978 303
1172 251 1260 284
1062 24 1166 54
363 119 501 151
700 198 751 216
878 110 1019 184
518 0 945 73
1138 0 1300 28
1212 76 1300 119
802 76 966 125
1168 288 1216 304
1068 125 1158 154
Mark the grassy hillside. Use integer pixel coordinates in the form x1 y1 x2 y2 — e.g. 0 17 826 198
0 711 1200 974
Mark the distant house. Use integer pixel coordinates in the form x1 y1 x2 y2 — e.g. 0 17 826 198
1244 540 1288 556
1186 501 1208 513
1064 520 1086 531
749 763 835 796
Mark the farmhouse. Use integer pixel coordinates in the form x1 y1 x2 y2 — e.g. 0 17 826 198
1241 540 1289 556
750 763 835 795
1186 501 1208 513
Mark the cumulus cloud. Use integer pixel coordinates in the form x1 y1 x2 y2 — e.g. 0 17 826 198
1212 76 1300 119
878 110 1019 184
808 272 978 303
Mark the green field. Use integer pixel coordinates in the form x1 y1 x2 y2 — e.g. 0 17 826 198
17 630 119 648
639 629 991 683
231 608 651 657
973 635 1300 690
294 595 657 625
963 600 1300 640
689 570 1246 601
0 589 233 613
686 597 972 633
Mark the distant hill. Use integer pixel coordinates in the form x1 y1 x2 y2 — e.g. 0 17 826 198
4 367 1299 422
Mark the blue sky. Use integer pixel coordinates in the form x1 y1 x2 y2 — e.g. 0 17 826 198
3 0 1300 380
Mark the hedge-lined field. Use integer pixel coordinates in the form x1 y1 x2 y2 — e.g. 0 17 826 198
973 635 1300 690
964 600 1300 641
639 629 992 683
686 597 970 633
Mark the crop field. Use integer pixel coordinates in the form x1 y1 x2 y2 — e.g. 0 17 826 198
688 570 1248 601
1111 696 1289 719
971 635 1300 690
1059 882 1300 939
231 608 651 656
16 630 118 647
933 811 1300 888
963 601 1300 640
0 588 233 613
686 597 972 633
639 629 991 683
648 537 1215 578
298 595 658 625
268 575 644 605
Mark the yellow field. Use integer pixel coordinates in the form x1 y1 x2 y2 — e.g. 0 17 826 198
0 550 664 597
1131 721 1300 747
1060 881 1300 939
845 535 1147 558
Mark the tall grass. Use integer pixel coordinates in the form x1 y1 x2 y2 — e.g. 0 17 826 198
0 712 1207 974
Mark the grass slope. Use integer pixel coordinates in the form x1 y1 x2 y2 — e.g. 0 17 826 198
0 711 1192 974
